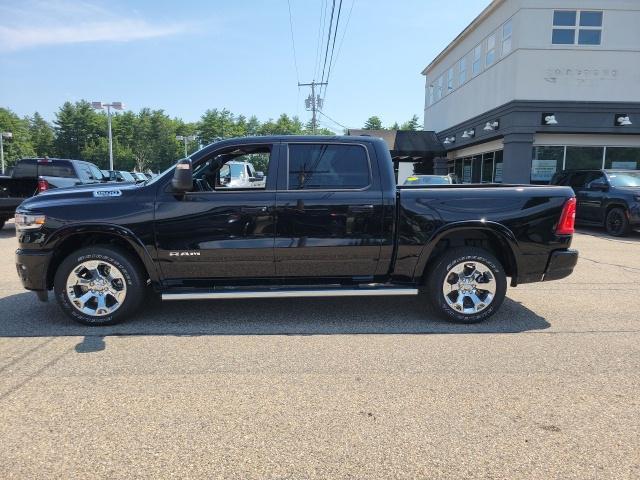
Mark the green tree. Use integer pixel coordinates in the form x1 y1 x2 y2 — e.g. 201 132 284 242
245 115 261 136
390 122 400 130
0 108 35 169
198 108 239 145
29 112 55 157
363 116 383 130
400 114 421 131
53 101 102 159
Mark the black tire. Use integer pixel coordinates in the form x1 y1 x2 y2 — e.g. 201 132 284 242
54 246 145 326
426 247 507 324
605 207 630 237
0 218 6 231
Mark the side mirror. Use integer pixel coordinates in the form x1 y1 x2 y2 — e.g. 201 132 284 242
590 180 608 191
255 171 265 180
172 159 193 192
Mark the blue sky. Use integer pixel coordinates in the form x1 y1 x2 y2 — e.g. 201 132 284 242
0 0 489 130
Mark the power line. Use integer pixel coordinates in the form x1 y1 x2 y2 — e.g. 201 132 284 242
323 0 343 96
314 0 327 81
286 0 300 84
318 110 349 130
323 0 355 99
320 0 336 86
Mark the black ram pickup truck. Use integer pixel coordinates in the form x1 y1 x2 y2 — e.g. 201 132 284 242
15 136 579 326
1 158 105 229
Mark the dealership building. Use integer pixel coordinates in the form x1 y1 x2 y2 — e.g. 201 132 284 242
422 0 640 184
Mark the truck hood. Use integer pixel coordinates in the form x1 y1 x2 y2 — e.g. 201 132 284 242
18 182 144 211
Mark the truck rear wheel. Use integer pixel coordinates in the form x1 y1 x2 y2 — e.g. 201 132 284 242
426 247 507 324
54 246 145 326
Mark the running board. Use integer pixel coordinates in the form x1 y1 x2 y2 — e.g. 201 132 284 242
161 286 418 301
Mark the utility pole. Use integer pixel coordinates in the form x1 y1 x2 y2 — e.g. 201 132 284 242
298 81 327 134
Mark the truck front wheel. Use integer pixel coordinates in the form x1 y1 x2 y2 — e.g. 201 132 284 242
426 247 507 324
54 246 145 326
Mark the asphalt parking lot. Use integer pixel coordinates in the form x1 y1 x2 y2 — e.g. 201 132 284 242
0 220 639 479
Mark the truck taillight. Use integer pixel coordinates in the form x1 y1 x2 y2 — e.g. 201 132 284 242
37 177 49 193
556 197 576 235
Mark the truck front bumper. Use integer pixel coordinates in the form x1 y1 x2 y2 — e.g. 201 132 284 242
15 248 53 299
543 249 579 282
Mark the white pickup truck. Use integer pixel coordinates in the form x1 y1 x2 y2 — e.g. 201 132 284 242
218 160 265 188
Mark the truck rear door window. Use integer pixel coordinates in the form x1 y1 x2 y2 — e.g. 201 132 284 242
288 144 370 190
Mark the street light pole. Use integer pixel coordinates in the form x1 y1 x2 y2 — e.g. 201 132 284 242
92 101 124 170
106 104 113 171
0 132 13 175
176 135 197 158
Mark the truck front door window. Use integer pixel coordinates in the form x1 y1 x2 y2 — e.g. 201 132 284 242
192 145 270 191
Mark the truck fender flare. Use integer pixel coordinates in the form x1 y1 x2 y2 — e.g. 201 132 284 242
412 220 519 281
44 223 161 283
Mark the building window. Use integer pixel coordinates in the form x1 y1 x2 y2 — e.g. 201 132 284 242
493 151 503 183
462 157 473 183
531 146 564 184
604 147 640 170
472 45 482 76
552 10 602 45
447 68 455 92
502 19 512 56
459 58 467 85
481 152 494 183
486 35 496 66
427 84 434 106
565 146 604 170
434 76 443 101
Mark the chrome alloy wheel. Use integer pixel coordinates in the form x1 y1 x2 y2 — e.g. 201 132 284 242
65 260 127 317
442 260 497 315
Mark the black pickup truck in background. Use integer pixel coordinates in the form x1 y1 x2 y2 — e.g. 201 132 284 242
0 158 105 229
15 136 579 326
550 169 640 236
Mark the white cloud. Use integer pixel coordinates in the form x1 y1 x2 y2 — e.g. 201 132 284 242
0 1 188 52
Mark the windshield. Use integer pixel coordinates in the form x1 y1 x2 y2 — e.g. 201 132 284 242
608 172 640 187
120 171 135 181
404 176 452 185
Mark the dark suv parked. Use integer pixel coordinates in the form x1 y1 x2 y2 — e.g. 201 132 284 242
550 169 640 236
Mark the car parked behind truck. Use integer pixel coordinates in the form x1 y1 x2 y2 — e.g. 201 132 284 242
550 169 640 236
15 136 578 326
0 158 104 230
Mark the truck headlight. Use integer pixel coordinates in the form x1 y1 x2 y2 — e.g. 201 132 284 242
15 213 46 231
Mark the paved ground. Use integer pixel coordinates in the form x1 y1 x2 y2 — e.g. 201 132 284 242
0 220 639 479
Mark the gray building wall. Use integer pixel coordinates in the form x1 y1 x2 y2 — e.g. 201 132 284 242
421 0 640 184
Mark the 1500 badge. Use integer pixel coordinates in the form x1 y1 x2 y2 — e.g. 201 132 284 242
169 251 201 256
93 189 122 197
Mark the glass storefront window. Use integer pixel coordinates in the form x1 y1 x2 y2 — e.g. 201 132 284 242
494 151 503 183
531 146 564 184
462 158 473 183
481 152 494 183
455 158 463 180
604 147 640 170
565 146 604 170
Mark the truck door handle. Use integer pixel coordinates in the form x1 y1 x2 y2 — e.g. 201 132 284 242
241 206 269 214
349 205 375 213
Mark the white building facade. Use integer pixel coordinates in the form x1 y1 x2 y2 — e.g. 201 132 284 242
423 0 640 184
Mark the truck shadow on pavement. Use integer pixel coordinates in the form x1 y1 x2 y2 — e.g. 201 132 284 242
0 291 550 340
